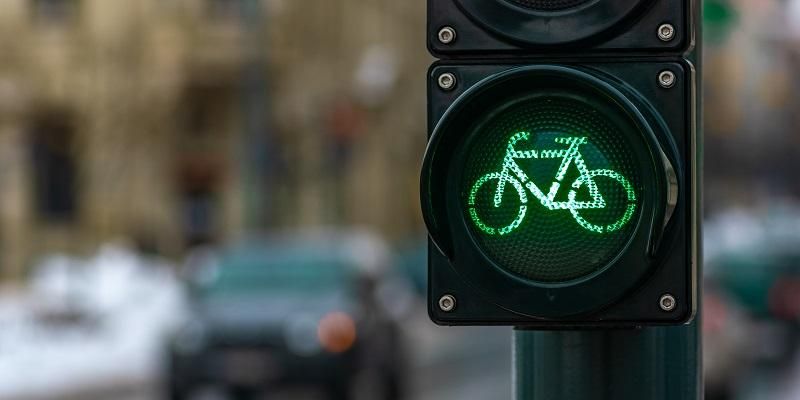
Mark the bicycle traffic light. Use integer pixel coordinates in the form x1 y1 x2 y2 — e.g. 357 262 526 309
421 1 700 327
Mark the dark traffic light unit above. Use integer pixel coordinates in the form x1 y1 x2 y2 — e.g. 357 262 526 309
421 0 699 327
428 0 688 54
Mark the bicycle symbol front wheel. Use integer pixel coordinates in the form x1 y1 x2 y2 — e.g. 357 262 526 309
468 172 528 236
568 169 637 234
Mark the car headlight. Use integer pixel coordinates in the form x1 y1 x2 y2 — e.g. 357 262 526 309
285 314 322 357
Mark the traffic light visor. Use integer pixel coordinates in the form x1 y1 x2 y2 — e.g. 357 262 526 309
455 0 651 46
505 0 591 11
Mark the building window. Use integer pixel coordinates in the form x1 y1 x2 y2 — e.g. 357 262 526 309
29 110 78 222
31 0 80 25
207 0 243 20
176 84 232 248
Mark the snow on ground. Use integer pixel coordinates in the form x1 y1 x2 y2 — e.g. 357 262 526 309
0 243 188 400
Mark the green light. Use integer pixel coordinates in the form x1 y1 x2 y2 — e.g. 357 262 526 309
568 169 637 233
468 133 637 235
468 171 528 236
461 95 644 282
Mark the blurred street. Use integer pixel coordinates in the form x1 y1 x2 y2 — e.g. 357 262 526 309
62 329 510 400
0 239 510 400
409 325 511 400
0 268 511 400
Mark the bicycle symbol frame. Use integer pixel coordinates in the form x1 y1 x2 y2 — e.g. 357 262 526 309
467 131 637 235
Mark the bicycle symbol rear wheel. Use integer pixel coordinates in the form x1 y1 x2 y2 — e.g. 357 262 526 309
468 172 528 236
568 169 637 234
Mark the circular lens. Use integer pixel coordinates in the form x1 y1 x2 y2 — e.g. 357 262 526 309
505 0 591 11
462 93 644 282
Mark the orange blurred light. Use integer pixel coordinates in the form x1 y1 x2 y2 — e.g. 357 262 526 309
317 312 357 354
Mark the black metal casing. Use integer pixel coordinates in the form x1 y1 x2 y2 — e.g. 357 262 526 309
428 0 687 55
423 0 700 327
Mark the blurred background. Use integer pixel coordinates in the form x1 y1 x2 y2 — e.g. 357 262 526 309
0 0 796 399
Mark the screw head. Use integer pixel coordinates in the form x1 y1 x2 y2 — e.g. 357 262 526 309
438 26 457 44
659 294 677 312
438 73 456 91
658 70 676 89
658 23 676 42
439 294 456 312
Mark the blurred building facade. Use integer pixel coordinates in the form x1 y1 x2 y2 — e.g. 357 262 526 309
0 0 428 280
704 0 800 213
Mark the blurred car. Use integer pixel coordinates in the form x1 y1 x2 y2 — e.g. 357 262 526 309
703 280 750 400
705 207 800 366
392 239 427 297
702 207 800 400
166 230 409 400
709 248 800 368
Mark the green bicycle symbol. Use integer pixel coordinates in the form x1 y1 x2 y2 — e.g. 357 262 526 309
467 132 637 235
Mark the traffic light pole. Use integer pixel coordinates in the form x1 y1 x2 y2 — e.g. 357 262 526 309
513 322 701 400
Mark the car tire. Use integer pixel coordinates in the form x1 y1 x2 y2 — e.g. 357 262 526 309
383 371 403 400
165 352 191 400
167 383 189 400
326 380 352 400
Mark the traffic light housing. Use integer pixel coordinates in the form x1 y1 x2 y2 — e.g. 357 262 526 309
428 0 688 54
422 1 699 327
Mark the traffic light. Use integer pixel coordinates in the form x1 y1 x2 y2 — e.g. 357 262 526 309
422 1 700 326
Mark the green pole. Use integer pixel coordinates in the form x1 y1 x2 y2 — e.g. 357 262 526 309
514 322 701 400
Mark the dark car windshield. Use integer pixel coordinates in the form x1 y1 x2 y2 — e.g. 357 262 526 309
200 251 353 298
